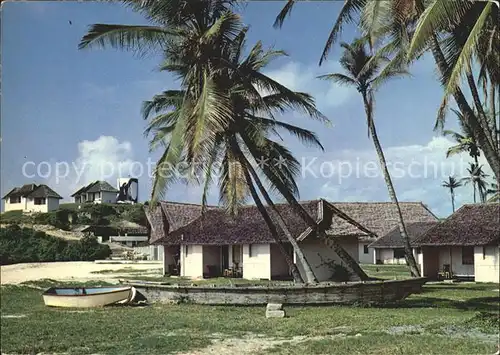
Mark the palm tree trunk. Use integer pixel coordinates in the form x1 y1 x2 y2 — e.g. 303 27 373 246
239 156 304 283
473 183 477 203
466 72 495 148
242 156 318 283
240 134 370 281
362 92 421 278
429 35 500 181
451 189 455 212
490 83 499 151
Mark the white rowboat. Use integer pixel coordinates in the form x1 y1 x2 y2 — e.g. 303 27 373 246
42 286 136 308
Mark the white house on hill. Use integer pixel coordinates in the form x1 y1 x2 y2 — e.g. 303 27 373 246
2 183 63 213
71 180 118 204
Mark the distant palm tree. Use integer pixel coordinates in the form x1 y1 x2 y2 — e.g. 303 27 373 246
444 110 481 165
318 39 421 278
442 176 462 212
461 163 489 203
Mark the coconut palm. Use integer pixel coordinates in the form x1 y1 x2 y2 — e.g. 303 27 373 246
442 176 462 212
318 39 420 277
80 2 371 282
443 110 481 165
274 0 500 184
142 30 373 282
461 163 489 203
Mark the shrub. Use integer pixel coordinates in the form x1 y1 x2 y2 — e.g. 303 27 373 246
121 204 147 225
0 210 31 224
0 225 111 265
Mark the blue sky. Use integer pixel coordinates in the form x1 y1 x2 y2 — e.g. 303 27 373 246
1 1 491 217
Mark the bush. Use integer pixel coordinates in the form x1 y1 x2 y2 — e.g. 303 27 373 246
0 225 111 265
121 204 147 225
0 210 31 224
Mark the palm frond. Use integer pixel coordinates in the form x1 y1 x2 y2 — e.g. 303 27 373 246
79 24 177 56
317 73 357 87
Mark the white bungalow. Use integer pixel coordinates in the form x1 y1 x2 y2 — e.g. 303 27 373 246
146 200 373 282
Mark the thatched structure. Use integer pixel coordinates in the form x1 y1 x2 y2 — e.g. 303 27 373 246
413 203 500 246
370 222 439 249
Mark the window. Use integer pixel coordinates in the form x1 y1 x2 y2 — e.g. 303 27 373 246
185 245 189 256
363 244 369 254
483 246 486 260
394 248 406 259
462 246 474 265
249 244 254 258
9 196 21 204
34 198 46 205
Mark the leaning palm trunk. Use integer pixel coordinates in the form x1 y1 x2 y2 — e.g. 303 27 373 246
362 93 421 278
240 135 369 280
240 163 305 283
451 190 456 212
242 156 318 283
429 35 500 182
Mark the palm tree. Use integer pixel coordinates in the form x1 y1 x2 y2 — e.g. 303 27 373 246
461 163 489 203
318 39 421 277
274 0 500 184
444 110 481 165
442 176 462 212
80 2 371 282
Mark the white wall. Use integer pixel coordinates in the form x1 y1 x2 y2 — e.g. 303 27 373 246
3 197 24 212
438 247 475 277
25 197 49 213
474 246 500 283
358 242 375 264
374 248 407 265
180 245 203 278
297 238 359 282
242 244 271 280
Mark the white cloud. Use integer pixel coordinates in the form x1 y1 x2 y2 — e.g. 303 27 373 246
262 61 356 111
297 136 494 217
45 136 137 201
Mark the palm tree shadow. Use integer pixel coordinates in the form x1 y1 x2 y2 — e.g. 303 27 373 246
381 296 500 312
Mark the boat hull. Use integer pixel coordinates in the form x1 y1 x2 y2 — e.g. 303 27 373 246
122 278 427 306
43 287 134 308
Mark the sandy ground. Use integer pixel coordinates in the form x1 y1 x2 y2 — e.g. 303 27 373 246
0 261 162 285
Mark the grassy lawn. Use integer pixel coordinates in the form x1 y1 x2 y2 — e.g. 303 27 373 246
1 268 499 354
362 263 413 280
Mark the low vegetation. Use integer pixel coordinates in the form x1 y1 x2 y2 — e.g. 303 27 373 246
0 203 147 231
1 267 498 354
0 225 111 265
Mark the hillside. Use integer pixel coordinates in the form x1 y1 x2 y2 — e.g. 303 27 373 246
0 203 147 232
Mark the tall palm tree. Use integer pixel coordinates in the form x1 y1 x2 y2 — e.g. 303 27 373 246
318 39 421 277
461 163 489 203
444 110 481 165
274 0 500 184
442 176 462 212
80 2 371 281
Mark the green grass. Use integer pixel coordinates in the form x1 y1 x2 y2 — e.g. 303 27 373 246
362 263 413 280
1 273 499 354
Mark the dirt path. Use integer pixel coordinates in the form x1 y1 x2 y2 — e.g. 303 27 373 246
0 261 162 285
